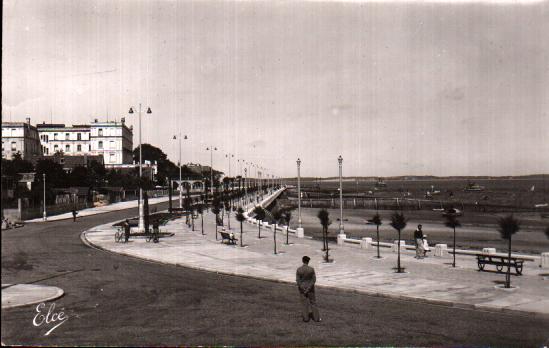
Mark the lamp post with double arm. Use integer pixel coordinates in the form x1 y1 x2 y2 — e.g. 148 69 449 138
206 146 217 197
173 133 187 208
338 155 344 235
129 104 152 233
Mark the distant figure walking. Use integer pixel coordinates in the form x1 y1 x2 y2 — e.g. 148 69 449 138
72 209 78 222
414 224 424 259
124 219 131 242
296 256 321 322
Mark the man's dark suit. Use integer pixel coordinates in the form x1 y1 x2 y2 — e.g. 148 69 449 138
296 263 320 322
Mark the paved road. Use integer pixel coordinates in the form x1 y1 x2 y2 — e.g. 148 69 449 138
2 201 548 346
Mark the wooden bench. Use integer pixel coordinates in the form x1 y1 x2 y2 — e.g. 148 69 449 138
477 254 526 275
220 231 238 245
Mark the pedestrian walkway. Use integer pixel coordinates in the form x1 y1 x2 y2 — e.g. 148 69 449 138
1 284 64 309
25 196 171 223
83 206 549 317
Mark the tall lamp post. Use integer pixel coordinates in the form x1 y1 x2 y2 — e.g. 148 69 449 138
338 155 344 235
129 104 152 233
226 153 234 189
173 133 187 208
244 167 248 206
42 173 47 221
206 146 217 196
297 158 302 228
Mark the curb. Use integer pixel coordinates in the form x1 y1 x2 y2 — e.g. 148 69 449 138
2 285 65 310
81 227 549 319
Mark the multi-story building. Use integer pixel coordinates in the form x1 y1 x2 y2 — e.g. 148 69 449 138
1 119 43 160
37 119 133 166
89 119 133 166
37 123 92 156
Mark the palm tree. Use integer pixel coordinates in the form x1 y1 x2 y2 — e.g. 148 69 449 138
371 213 382 258
196 204 205 235
253 206 266 238
444 214 461 267
497 215 521 288
390 211 407 273
236 207 246 247
211 205 221 240
317 209 332 262
272 208 283 254
282 208 294 245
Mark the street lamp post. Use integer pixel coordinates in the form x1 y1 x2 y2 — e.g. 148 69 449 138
42 173 47 221
206 146 217 196
338 155 344 235
129 104 152 233
297 158 301 228
173 134 187 208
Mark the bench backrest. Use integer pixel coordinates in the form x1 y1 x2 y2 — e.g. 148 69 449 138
220 232 230 238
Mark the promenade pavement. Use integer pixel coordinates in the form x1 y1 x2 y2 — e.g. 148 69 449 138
83 206 549 317
25 196 171 223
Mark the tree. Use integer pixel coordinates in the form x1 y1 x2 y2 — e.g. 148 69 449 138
253 206 266 238
196 204 205 235
282 208 294 245
317 209 332 262
211 205 221 240
545 226 549 240
390 211 407 273
272 208 283 255
371 213 383 259
497 215 521 288
236 207 246 247
444 214 462 268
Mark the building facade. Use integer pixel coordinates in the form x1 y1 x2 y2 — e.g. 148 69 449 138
1 120 43 160
36 119 133 165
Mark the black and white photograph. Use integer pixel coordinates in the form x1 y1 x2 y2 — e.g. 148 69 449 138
2 0 549 346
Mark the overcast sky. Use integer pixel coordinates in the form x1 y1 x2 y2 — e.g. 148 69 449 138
3 0 548 178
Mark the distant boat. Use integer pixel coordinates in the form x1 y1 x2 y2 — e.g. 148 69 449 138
534 203 548 208
375 178 387 188
464 182 485 191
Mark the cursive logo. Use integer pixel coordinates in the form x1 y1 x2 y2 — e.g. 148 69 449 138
33 302 68 336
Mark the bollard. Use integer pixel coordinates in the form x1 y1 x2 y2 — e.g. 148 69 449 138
296 227 305 238
541 252 549 269
434 244 448 257
482 248 496 254
337 234 347 246
360 237 373 249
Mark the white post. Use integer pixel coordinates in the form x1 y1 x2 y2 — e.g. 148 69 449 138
42 173 47 221
138 103 145 233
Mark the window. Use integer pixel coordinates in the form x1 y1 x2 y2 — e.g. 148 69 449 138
45 135 49 142
65 133 70 140
54 133 58 140
45 148 49 155
77 133 81 141
98 141 103 149
89 145 91 151
54 145 59 152
77 145 82 152
11 142 16 151
110 153 115 162
98 129 103 136
65 144 70 152
110 141 115 149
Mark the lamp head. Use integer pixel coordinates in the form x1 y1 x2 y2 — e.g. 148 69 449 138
146 107 152 114
128 107 134 114
297 158 301 166
338 155 343 164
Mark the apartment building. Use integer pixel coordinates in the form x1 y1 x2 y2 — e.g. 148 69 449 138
1 119 43 160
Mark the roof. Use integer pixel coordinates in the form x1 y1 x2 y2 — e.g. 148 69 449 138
36 123 66 128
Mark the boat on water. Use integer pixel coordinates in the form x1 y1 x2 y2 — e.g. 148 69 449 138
375 178 387 188
464 182 485 191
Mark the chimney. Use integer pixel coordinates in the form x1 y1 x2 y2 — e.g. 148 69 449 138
26 117 31 124
94 118 98 123
121 117 125 124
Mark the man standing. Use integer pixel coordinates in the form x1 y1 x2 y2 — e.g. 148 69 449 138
414 224 424 259
296 256 320 322
71 209 78 222
124 219 131 243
